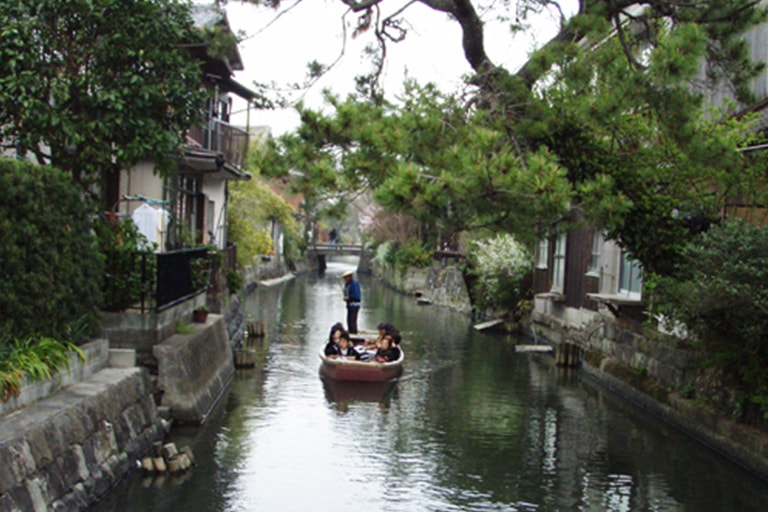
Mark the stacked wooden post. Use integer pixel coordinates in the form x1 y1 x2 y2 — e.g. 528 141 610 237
556 341 584 368
234 321 266 368
246 321 266 337
140 442 195 475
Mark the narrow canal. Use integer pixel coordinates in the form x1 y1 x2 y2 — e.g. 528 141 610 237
95 261 768 511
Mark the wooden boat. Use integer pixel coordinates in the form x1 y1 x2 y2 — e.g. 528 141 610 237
318 347 404 382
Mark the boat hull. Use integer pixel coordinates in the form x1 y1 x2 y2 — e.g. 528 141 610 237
319 348 404 382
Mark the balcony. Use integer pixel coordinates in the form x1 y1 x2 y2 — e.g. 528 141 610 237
187 118 248 172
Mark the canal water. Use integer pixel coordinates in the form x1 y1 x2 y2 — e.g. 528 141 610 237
95 261 768 511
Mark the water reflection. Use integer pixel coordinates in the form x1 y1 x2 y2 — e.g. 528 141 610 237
321 377 399 411
93 262 768 512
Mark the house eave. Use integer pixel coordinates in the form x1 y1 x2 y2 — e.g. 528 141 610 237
179 149 251 180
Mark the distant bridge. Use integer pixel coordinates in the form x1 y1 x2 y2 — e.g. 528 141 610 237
308 244 369 272
310 243 365 255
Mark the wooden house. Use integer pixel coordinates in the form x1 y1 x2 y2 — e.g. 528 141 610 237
107 4 256 253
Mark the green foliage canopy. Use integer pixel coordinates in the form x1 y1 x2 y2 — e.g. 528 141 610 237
228 154 301 267
266 83 573 248
536 17 768 275
254 1 768 276
0 0 206 186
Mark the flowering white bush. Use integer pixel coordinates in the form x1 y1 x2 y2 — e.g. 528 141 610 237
470 234 533 313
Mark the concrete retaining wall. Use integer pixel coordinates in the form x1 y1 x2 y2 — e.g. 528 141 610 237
0 368 164 511
100 294 206 368
153 314 234 424
241 255 287 285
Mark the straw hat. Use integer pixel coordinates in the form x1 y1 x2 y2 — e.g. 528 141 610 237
341 270 354 278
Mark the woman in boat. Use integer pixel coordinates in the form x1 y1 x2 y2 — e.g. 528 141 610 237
375 334 400 362
364 322 395 350
324 322 345 357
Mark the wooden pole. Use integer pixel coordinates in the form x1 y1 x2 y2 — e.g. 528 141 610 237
556 341 583 368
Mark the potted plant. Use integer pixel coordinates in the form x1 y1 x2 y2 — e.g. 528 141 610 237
192 304 209 323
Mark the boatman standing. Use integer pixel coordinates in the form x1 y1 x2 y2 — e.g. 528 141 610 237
341 269 361 334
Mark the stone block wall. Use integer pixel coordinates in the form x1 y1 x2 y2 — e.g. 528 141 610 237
531 315 768 480
0 368 164 511
424 264 472 315
371 259 473 315
569 316 699 392
225 293 246 350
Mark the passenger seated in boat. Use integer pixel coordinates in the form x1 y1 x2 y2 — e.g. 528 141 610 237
364 322 394 350
324 322 345 357
375 334 400 362
388 327 402 347
335 332 361 360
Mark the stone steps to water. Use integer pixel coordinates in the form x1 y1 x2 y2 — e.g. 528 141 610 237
473 318 506 331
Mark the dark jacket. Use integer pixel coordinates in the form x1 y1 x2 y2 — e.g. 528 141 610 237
344 279 361 309
375 346 400 362
324 342 341 356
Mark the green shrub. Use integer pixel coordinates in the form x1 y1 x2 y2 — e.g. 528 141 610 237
94 214 156 311
373 241 396 265
651 219 768 422
0 330 86 401
467 234 533 315
394 238 432 269
226 268 243 295
0 159 103 341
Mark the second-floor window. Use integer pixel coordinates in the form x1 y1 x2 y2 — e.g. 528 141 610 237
619 250 642 299
536 238 549 269
588 229 602 274
552 233 566 293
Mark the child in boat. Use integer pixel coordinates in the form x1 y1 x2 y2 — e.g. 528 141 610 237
336 331 360 360
324 322 345 357
375 334 400 362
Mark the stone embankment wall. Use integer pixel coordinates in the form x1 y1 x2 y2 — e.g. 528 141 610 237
370 259 473 315
0 350 164 511
153 314 234 424
533 315 768 480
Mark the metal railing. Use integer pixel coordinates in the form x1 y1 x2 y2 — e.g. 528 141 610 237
102 247 210 314
204 119 248 170
155 248 210 312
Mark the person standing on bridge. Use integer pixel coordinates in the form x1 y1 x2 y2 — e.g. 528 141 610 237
341 270 361 334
